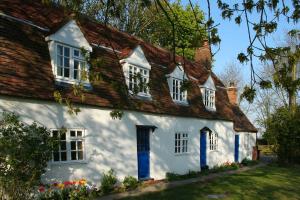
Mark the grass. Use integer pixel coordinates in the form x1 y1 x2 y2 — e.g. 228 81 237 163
123 164 300 200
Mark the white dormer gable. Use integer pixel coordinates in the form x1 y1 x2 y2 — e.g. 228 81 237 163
120 45 151 98
46 20 92 52
166 64 187 79
120 45 151 70
203 74 216 90
46 20 92 86
166 64 188 104
200 74 216 111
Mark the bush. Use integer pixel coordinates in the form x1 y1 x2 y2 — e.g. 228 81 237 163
241 158 259 166
264 106 300 164
100 169 117 194
0 112 54 199
123 176 139 190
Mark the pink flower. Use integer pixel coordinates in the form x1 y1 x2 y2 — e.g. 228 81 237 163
38 186 45 193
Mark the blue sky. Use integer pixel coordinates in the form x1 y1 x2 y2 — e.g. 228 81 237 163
181 0 299 83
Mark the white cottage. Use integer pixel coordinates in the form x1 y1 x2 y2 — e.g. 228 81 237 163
0 0 257 184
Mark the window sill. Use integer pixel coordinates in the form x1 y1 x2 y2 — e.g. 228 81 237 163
174 152 191 156
55 78 92 90
173 100 189 106
55 77 91 87
129 91 152 100
50 160 88 165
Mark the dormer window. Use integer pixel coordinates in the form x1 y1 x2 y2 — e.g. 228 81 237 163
171 78 187 102
46 20 92 86
200 75 216 111
167 64 188 104
56 44 87 81
203 88 215 109
128 65 149 95
120 45 152 98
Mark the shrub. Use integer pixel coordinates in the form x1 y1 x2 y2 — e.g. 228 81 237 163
241 158 259 166
100 169 117 194
123 176 139 190
0 112 54 199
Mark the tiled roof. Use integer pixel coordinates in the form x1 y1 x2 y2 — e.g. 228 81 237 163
0 0 257 132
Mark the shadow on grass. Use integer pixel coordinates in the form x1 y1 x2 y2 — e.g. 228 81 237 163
123 165 300 200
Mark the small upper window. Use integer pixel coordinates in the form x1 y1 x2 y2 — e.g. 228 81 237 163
203 88 215 110
244 134 250 150
167 65 188 104
209 132 218 151
171 78 187 102
128 65 149 95
55 43 89 83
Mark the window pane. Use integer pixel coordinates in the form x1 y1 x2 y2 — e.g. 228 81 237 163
78 151 83 160
74 49 79 57
77 141 83 150
70 131 76 137
52 130 58 138
57 66 63 76
60 132 66 140
57 55 63 67
57 45 63 55
64 68 69 78
64 57 70 68
61 152 67 161
64 47 70 57
71 151 77 160
71 141 76 150
60 141 66 150
53 152 59 161
77 131 82 137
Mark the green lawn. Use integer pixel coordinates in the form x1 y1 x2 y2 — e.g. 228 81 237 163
123 165 300 200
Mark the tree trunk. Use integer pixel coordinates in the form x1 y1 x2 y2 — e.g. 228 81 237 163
289 62 297 114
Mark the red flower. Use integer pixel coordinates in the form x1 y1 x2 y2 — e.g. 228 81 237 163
63 181 73 186
38 186 45 193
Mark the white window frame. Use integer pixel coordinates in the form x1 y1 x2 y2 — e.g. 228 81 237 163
54 42 90 85
124 63 150 97
202 88 216 110
170 78 187 103
51 128 85 163
174 132 189 154
209 132 218 151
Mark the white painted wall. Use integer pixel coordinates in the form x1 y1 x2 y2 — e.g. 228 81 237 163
238 132 256 162
0 95 255 185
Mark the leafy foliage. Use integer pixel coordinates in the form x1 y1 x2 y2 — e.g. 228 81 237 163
0 112 54 199
240 86 256 103
100 169 118 194
264 106 300 164
122 176 139 190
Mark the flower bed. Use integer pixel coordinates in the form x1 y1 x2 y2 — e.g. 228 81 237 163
37 179 98 200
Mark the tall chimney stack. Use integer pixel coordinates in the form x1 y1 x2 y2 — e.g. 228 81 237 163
227 82 238 105
194 39 212 70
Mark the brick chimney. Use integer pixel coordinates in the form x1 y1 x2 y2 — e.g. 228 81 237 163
194 39 212 70
227 82 238 105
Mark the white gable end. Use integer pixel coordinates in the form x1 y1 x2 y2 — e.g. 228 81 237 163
120 45 151 69
202 75 216 90
167 64 187 79
46 20 92 52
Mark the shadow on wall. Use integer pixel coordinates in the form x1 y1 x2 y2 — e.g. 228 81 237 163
0 96 238 185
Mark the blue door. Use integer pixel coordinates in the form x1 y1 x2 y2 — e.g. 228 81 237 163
137 127 150 180
200 131 207 168
234 135 239 162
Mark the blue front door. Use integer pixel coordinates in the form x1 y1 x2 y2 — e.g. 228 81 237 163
137 127 150 180
200 131 207 168
234 135 239 162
